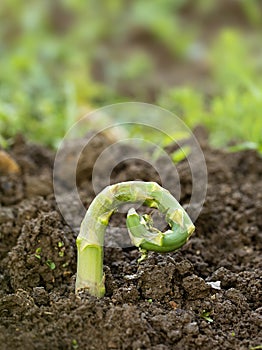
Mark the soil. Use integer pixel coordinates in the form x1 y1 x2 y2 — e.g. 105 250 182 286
0 132 261 350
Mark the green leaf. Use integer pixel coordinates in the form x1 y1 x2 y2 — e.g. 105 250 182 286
72 339 78 349
35 247 42 259
46 260 56 270
200 310 214 323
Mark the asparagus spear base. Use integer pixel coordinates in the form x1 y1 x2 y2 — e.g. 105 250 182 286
76 238 105 297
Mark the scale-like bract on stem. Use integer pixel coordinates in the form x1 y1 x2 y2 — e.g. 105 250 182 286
76 181 195 297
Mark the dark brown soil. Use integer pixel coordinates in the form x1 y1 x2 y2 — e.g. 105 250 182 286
0 133 261 350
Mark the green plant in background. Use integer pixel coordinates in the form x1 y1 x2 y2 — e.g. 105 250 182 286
76 181 195 297
0 1 262 149
171 145 191 163
239 0 262 27
210 88 262 150
159 84 262 152
0 0 194 148
0 0 112 147
130 0 194 58
158 87 208 129
210 30 258 90
158 29 262 152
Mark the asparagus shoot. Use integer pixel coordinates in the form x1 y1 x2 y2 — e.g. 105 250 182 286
76 181 195 297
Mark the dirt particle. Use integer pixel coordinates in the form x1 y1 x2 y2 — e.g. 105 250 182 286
225 288 248 307
182 274 210 299
175 259 194 276
32 287 49 306
183 321 199 335
169 300 178 310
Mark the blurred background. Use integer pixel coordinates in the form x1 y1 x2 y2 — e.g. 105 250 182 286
0 0 262 150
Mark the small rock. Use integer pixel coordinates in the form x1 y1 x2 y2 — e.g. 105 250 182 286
169 301 178 310
0 150 20 175
184 321 199 335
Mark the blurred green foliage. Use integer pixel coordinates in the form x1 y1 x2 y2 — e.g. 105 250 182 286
0 0 262 150
158 29 262 151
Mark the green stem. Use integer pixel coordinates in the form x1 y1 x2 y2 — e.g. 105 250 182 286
76 181 195 297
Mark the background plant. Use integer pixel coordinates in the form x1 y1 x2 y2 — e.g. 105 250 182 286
0 1 262 150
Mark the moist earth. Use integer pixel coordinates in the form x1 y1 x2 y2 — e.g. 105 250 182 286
0 132 261 350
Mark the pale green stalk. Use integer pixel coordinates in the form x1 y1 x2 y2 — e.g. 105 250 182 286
76 181 195 297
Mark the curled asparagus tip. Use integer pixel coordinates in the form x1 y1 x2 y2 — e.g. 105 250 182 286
126 208 194 253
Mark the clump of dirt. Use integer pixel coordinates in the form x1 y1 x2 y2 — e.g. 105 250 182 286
0 133 261 350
